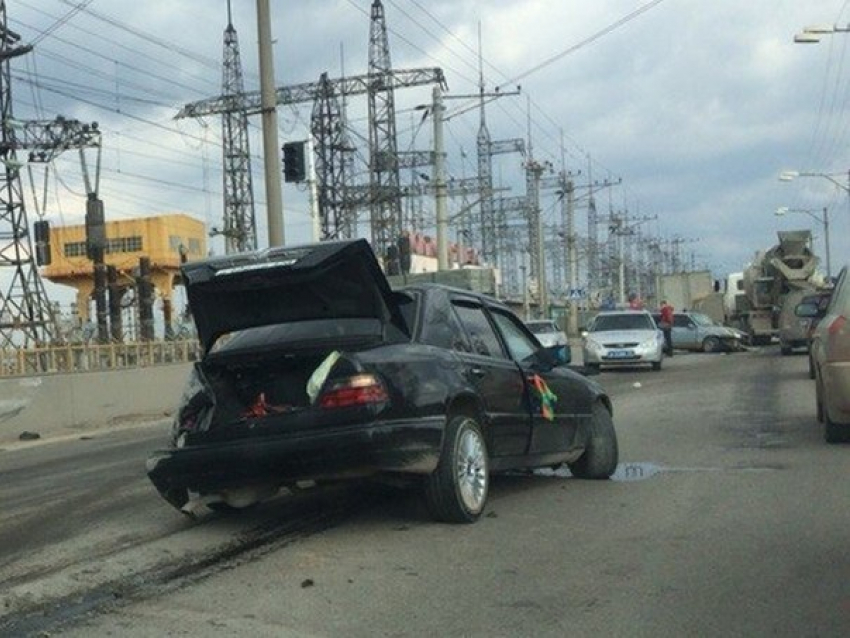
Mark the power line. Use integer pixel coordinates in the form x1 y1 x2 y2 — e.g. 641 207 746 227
496 0 671 90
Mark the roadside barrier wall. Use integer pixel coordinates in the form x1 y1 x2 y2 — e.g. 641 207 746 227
0 363 192 445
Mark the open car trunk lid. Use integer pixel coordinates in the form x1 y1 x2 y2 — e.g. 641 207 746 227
182 239 409 354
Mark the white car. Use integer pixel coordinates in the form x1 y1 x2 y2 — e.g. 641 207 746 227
525 319 569 348
582 310 665 371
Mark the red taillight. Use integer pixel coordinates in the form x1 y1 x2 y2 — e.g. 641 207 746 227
318 374 389 408
827 315 847 336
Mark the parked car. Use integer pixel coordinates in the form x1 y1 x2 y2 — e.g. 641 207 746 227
651 311 745 353
146 239 619 522
791 290 833 377
582 310 664 371
810 265 850 443
779 289 831 356
525 319 569 348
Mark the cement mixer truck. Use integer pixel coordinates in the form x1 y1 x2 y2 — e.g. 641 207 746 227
731 230 822 345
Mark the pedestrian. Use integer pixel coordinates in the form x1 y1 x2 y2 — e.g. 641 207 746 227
628 292 644 310
659 299 674 356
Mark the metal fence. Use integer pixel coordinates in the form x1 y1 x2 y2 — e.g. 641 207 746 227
0 339 200 377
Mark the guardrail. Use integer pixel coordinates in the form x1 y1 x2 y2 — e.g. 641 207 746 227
0 339 200 377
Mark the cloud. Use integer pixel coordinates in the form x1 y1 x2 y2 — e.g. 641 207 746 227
4 0 849 319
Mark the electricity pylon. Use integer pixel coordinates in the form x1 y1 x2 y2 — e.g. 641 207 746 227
0 3 100 347
218 0 256 253
177 1 443 267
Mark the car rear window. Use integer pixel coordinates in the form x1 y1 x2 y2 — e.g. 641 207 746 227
209 318 385 354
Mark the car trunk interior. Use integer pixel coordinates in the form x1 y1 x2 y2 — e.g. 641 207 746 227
199 348 358 428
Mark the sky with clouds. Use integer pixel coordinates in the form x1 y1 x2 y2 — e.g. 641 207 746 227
7 0 850 307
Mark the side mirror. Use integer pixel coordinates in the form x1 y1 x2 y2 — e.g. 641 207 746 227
542 344 572 365
795 302 820 318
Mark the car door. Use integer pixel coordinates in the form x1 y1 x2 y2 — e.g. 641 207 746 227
451 299 531 458
488 308 586 455
672 313 697 350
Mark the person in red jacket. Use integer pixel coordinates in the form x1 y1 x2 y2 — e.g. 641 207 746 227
659 299 674 356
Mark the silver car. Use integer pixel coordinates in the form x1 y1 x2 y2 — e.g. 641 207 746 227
582 310 665 371
525 319 568 348
662 311 745 353
810 265 850 443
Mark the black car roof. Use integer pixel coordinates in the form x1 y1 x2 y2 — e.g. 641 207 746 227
398 282 509 310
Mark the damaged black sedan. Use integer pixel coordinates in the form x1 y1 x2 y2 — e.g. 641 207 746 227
146 239 618 523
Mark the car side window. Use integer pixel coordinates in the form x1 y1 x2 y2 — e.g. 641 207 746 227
490 310 538 362
452 302 506 359
673 315 690 328
419 301 471 352
828 267 848 314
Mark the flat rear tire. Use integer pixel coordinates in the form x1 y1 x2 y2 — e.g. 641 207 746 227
568 403 619 479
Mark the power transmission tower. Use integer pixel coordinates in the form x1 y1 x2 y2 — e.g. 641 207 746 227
218 0 256 253
311 72 354 240
176 0 444 264
0 8 44 348
367 0 408 273
473 26 522 269
0 4 100 348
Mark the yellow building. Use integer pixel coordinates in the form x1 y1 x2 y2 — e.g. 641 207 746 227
42 213 207 324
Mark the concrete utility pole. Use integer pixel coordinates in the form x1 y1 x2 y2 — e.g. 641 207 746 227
256 0 284 247
306 137 321 242
432 85 449 270
528 160 547 318
562 177 578 335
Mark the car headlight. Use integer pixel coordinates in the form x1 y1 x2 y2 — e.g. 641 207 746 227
584 338 603 353
640 338 657 349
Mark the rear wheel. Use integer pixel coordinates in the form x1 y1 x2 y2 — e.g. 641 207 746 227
568 403 618 479
820 380 850 443
825 412 850 443
425 415 489 523
703 336 721 353
780 343 792 356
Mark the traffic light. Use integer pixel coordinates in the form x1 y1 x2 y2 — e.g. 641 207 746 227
282 141 306 183
33 219 51 266
85 195 106 262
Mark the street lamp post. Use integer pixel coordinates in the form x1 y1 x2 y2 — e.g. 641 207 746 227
775 206 831 279
793 23 850 44
779 169 850 195
779 170 849 265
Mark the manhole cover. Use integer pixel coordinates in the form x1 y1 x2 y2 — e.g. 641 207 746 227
611 462 664 482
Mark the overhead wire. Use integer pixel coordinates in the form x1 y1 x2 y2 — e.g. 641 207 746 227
12 1 221 94
15 0 669 255
28 0 93 46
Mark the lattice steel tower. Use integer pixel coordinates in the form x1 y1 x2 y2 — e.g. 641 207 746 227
0 3 55 347
311 72 352 240
220 0 256 253
367 0 403 272
476 80 494 266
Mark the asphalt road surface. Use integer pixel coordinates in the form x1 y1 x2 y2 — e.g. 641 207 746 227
1 346 848 637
